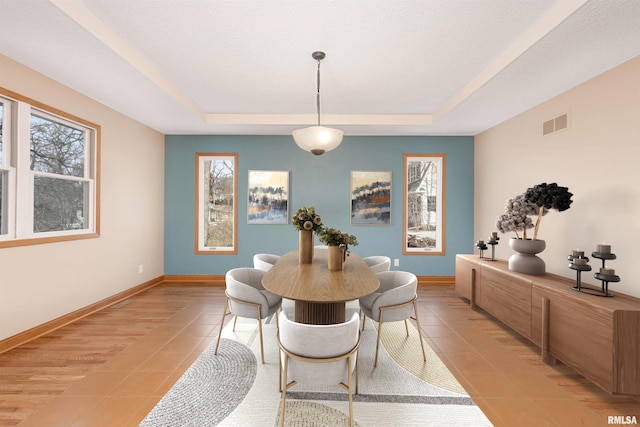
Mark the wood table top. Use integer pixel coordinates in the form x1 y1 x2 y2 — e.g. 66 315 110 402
262 249 380 303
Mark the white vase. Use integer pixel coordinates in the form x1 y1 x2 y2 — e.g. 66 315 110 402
508 238 546 275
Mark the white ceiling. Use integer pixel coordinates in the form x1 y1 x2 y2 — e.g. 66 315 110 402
1 0 639 136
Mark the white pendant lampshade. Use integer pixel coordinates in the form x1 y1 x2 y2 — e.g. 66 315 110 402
292 125 344 156
292 51 344 156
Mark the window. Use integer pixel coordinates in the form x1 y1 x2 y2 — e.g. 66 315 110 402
0 88 100 248
403 153 445 255
0 98 9 236
195 153 237 254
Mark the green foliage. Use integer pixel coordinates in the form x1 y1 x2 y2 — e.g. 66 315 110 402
317 226 358 251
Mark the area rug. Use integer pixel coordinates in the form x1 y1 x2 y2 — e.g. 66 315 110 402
139 302 493 426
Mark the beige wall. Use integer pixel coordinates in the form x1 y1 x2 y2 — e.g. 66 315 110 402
0 56 165 340
475 55 640 298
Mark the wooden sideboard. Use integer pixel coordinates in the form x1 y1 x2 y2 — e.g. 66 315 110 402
455 254 640 395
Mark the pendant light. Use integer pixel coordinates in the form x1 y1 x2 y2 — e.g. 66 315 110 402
292 51 344 155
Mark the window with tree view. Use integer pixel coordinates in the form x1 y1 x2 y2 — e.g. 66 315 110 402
403 153 445 255
0 89 99 248
0 101 6 235
31 113 89 232
196 153 237 254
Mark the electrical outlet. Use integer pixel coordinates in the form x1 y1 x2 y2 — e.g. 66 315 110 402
138 264 144 274
394 259 399 267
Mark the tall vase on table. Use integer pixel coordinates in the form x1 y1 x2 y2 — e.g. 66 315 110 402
292 207 323 265
299 230 314 264
327 245 346 271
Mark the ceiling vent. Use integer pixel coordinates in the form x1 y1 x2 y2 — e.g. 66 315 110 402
543 113 568 136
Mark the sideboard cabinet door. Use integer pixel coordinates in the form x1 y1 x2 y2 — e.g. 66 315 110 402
479 265 532 339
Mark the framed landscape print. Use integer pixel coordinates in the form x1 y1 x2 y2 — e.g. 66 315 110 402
350 170 391 225
195 153 237 254
247 170 289 224
403 154 445 255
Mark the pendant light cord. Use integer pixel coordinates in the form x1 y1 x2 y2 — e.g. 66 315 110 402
316 58 321 126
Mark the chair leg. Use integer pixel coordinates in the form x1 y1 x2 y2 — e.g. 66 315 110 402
232 315 238 332
404 319 409 336
279 356 288 427
257 307 265 364
374 311 384 367
278 348 282 392
355 350 359 395
360 309 366 331
347 354 354 427
214 296 229 355
413 300 427 362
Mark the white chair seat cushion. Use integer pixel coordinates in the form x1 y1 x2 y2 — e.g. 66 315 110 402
260 290 282 315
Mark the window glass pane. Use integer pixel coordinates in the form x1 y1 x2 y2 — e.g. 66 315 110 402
0 170 6 235
33 176 87 232
0 102 4 164
30 114 85 177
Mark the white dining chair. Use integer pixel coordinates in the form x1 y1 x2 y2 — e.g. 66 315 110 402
215 268 282 364
277 311 360 427
359 270 426 367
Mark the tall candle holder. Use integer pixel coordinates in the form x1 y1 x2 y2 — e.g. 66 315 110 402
591 249 619 297
476 233 499 260
568 253 591 293
486 234 499 261
567 248 620 297
475 240 488 259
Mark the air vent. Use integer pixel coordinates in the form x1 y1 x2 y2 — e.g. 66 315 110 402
543 113 568 136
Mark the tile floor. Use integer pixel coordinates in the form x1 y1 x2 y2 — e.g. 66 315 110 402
0 283 638 426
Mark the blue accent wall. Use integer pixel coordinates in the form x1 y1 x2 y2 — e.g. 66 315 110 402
165 135 474 276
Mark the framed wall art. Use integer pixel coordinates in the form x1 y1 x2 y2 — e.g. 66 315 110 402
195 153 237 254
403 154 445 255
350 170 391 225
247 170 289 224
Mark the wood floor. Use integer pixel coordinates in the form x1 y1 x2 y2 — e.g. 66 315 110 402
1 282 639 426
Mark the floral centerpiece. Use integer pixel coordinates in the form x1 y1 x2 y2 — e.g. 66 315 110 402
495 194 540 239
317 226 359 253
496 183 572 240
317 226 359 271
292 206 323 232
522 182 573 240
292 206 323 264
496 182 573 275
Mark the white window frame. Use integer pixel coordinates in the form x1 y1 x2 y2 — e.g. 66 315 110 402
0 88 100 248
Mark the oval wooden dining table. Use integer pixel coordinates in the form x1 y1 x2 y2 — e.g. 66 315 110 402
262 249 380 324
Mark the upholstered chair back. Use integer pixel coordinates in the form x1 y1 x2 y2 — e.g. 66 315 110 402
278 311 359 387
225 268 280 319
360 271 417 323
363 256 391 274
253 253 281 271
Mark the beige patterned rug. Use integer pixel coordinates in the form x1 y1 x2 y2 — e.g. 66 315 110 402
139 301 493 426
